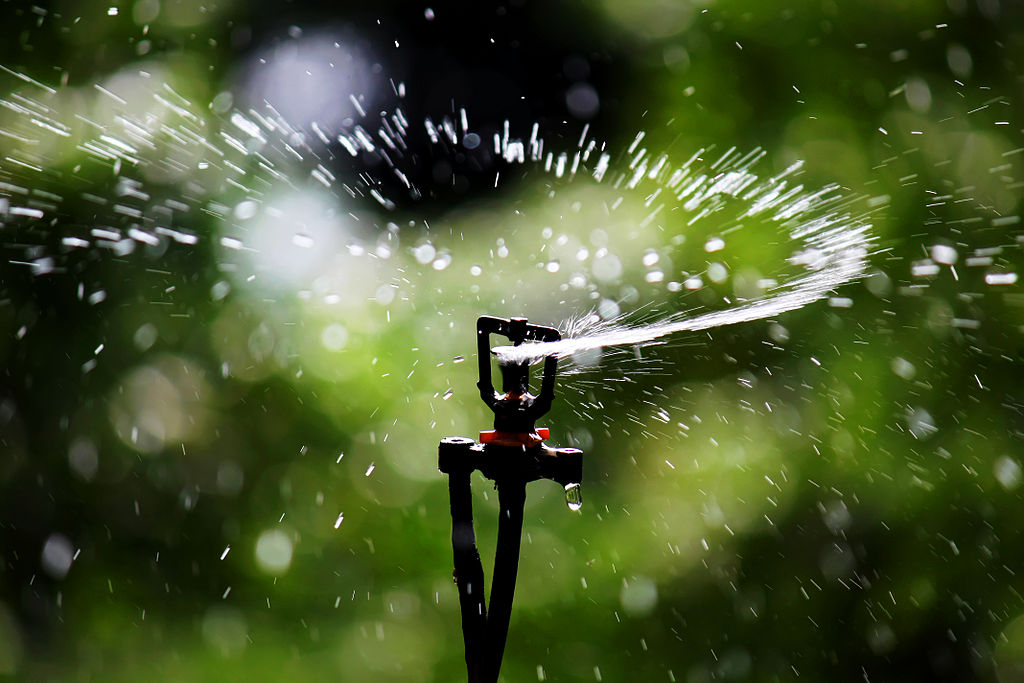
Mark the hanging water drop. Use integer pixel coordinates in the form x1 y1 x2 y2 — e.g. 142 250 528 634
564 483 583 511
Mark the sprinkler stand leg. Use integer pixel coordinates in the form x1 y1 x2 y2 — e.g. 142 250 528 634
485 479 527 682
448 470 487 682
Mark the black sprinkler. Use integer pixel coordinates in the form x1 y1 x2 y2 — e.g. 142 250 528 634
439 316 583 683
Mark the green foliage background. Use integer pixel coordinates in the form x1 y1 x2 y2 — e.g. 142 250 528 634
2 0 1024 681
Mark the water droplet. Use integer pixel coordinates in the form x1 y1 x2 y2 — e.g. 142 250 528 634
211 280 231 301
375 284 396 306
705 236 725 252
597 298 620 319
413 243 436 264
911 262 940 277
442 389 454 401
291 232 315 248
334 513 345 529
564 483 582 511
234 200 258 220
41 534 74 580
995 456 1022 491
890 357 914 380
592 252 622 282
321 324 349 351
546 260 560 273
931 244 958 265
432 253 452 270
254 529 293 575
986 272 1017 286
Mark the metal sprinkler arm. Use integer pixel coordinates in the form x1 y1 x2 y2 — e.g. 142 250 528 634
441 315 583 683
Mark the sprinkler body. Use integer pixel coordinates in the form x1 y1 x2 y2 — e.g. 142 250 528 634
439 316 582 683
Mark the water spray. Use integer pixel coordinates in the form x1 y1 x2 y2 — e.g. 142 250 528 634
439 315 582 683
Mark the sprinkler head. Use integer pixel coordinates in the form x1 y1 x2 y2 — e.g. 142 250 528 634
476 315 560 436
439 314 582 488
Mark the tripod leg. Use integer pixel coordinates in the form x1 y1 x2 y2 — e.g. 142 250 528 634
448 471 488 682
485 479 527 682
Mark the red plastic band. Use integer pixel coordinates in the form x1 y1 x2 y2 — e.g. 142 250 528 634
478 428 550 445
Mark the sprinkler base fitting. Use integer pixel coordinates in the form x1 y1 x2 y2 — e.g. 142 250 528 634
439 316 584 683
439 437 582 487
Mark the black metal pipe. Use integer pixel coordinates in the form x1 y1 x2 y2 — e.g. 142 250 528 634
448 471 487 682
484 479 527 682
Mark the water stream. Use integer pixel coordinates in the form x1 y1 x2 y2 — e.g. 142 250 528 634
493 159 874 364
0 59 878 376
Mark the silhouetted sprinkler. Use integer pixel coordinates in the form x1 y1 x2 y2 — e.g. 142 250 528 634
439 315 583 683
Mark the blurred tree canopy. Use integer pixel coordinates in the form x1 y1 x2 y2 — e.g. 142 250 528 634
2 0 1024 681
